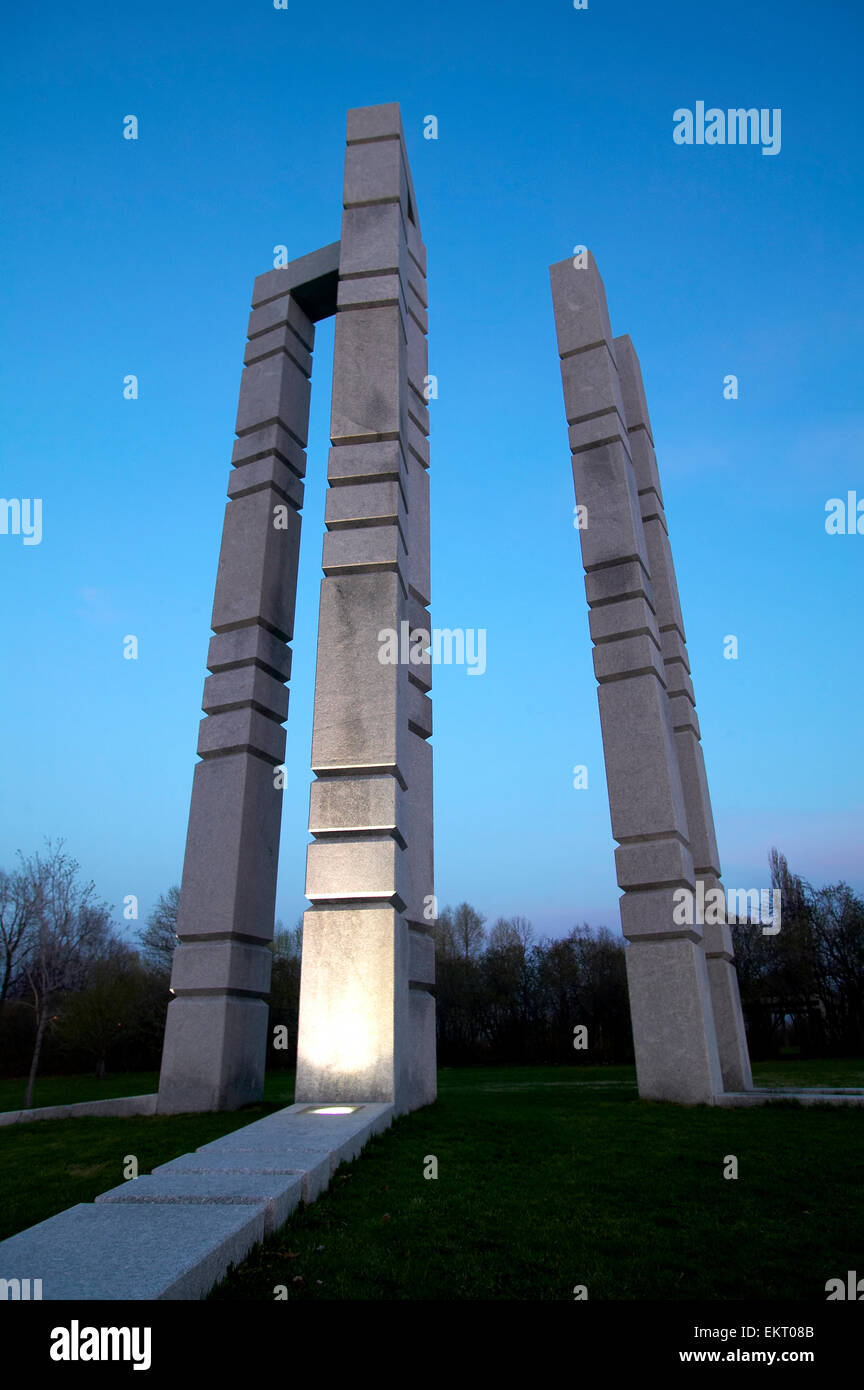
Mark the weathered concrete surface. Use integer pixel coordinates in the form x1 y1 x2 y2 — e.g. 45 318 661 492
296 103 436 1116
0 1094 157 1127
550 249 729 1103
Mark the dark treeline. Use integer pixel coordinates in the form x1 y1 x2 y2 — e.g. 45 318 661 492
428 908 633 1064
427 853 864 1065
1 842 862 1089
732 850 864 1058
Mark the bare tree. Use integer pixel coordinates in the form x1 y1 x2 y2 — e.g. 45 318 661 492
451 902 486 961
19 841 116 1108
137 885 180 974
0 863 39 1006
768 846 807 920
487 915 534 953
432 905 457 960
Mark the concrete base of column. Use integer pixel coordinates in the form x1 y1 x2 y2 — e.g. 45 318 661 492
157 996 270 1114
409 988 437 1109
706 955 754 1092
625 938 724 1104
295 906 412 1113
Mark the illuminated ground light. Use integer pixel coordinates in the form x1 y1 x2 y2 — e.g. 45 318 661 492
304 1105 360 1116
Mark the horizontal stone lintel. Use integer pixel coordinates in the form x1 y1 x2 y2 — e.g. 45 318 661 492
251 241 341 322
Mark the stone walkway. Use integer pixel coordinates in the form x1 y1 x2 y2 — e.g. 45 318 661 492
0 1101 393 1299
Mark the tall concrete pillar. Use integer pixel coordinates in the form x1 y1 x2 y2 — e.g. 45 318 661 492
614 335 752 1091
157 272 316 1112
549 251 724 1103
157 104 434 1116
294 104 436 1115
157 243 342 1113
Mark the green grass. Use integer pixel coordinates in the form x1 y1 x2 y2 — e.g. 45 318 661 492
0 1072 161 1113
204 1063 864 1301
0 1070 297 1114
2 1062 862 1299
3 1057 857 1115
0 1073 297 1243
751 1057 864 1089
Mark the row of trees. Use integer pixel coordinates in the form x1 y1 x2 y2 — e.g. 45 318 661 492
2 842 862 1091
427 855 864 1064
0 843 171 1099
430 906 632 1063
734 850 864 1056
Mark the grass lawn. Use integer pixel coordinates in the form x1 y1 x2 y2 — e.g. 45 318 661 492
0 1073 296 1244
0 1072 162 1113
1 1060 861 1299
206 1062 864 1301
0 1070 297 1115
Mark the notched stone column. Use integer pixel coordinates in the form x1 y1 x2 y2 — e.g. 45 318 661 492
157 279 317 1114
295 103 435 1116
614 334 752 1092
550 250 725 1104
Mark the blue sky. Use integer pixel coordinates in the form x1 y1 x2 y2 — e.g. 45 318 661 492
1 0 861 945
